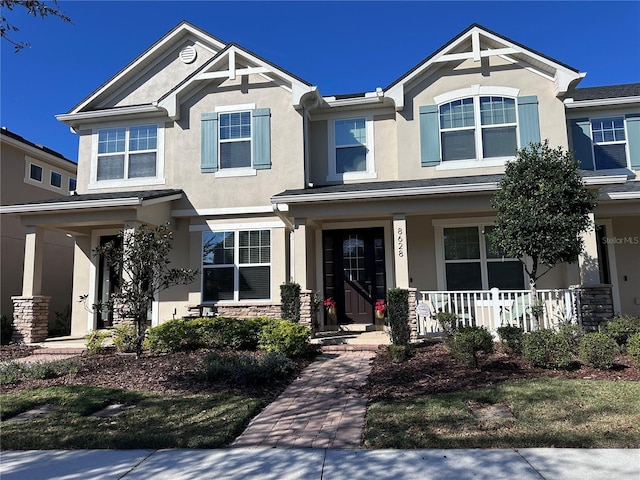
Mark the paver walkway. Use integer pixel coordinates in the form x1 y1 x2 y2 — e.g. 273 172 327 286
232 351 375 449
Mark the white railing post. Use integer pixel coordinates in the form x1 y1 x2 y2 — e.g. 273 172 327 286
490 287 500 331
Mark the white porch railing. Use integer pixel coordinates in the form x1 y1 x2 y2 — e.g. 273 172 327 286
417 288 579 336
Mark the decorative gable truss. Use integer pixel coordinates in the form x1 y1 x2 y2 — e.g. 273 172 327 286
385 24 585 111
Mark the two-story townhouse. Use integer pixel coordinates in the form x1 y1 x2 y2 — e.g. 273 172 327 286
2 22 638 342
0 127 77 340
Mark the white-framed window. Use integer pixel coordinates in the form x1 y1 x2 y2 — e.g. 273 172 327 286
219 111 252 169
202 229 271 302
435 221 525 291
439 95 517 163
29 163 43 182
50 171 62 188
69 178 77 192
591 117 628 170
91 123 164 187
327 115 375 181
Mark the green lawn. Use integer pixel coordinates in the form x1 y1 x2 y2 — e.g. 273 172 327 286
0 386 262 449
366 378 640 448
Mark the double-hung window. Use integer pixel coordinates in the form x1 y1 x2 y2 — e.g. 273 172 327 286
440 224 525 290
571 115 640 171
219 111 252 169
95 124 159 182
201 106 271 174
50 171 62 188
420 87 539 168
327 115 375 181
591 117 627 170
29 164 43 182
439 96 517 162
202 230 271 302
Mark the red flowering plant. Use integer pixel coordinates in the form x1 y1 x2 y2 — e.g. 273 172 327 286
323 297 336 310
375 299 386 316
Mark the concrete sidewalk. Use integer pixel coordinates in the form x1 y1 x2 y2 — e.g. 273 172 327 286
1 448 638 479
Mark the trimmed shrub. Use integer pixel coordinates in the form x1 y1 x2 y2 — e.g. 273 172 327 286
557 324 584 355
145 319 201 353
496 325 524 354
604 315 640 347
436 311 459 336
112 323 137 353
627 333 640 366
258 319 311 357
84 330 112 355
0 359 80 385
194 317 268 351
578 332 617 370
387 344 413 363
280 283 301 323
49 305 71 338
1 315 13 345
202 351 297 386
447 326 494 367
522 329 572 369
387 288 410 345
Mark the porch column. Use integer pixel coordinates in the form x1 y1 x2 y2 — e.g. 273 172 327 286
113 221 140 325
22 226 44 296
293 219 308 289
12 226 49 343
393 215 409 288
578 213 600 285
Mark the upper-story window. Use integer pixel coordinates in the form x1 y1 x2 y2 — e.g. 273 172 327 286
591 117 627 169
219 111 252 169
571 115 640 171
439 96 517 162
69 178 77 192
327 115 375 181
50 171 62 188
201 106 271 176
420 87 540 169
91 123 164 188
29 163 43 182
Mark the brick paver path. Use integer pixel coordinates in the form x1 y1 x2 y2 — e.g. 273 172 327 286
232 351 375 449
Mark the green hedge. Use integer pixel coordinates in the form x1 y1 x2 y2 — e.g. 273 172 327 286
627 333 640 366
280 283 301 323
258 320 311 357
522 329 572 369
496 325 524 354
387 288 410 346
578 332 617 370
604 315 640 347
447 326 494 367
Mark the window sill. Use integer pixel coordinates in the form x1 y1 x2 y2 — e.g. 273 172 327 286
326 172 378 182
435 158 511 171
215 168 257 178
88 177 166 189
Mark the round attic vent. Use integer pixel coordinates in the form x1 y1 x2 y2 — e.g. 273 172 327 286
180 45 197 64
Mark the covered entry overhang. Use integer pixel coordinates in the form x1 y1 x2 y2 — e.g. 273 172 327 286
1 189 183 339
272 173 638 330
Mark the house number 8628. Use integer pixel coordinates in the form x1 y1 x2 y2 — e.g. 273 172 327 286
397 227 404 257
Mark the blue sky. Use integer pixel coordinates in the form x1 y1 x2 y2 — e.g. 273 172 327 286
1 1 639 162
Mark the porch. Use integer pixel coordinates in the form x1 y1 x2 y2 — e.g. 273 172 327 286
416 288 581 337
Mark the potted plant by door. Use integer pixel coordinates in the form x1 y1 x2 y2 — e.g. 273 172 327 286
375 299 387 320
324 297 337 320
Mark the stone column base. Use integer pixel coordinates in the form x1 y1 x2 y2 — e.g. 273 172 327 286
11 295 51 343
569 284 614 332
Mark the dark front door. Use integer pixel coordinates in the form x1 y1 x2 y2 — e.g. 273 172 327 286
323 228 386 325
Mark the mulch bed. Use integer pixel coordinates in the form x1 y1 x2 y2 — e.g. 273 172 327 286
364 342 640 402
0 345 314 402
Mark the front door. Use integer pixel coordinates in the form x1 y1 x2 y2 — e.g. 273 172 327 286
323 228 386 325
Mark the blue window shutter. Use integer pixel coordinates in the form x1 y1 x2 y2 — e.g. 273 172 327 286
626 114 640 169
570 118 594 170
517 96 541 147
252 108 271 170
201 113 218 173
419 105 440 166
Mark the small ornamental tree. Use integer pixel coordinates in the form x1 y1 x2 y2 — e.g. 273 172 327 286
94 223 196 357
489 141 598 301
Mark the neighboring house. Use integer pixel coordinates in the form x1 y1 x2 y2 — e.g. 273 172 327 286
0 127 77 336
1 22 638 342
